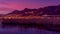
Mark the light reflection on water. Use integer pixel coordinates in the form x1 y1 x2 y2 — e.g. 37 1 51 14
0 24 60 34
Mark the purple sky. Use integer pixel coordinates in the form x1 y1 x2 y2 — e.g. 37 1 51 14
0 0 60 14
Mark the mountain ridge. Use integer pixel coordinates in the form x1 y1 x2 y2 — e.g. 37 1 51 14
2 5 60 16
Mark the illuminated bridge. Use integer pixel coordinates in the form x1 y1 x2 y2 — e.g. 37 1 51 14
0 14 60 24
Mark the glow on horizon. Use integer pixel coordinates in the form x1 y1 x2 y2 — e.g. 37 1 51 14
0 0 60 14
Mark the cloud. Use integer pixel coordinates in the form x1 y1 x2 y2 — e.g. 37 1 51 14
0 2 24 10
0 0 60 14
0 2 41 10
0 7 14 14
0 3 14 14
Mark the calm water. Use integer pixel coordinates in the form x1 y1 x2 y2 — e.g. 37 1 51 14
0 24 60 34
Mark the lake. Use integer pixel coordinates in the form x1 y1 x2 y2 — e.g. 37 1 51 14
0 24 60 34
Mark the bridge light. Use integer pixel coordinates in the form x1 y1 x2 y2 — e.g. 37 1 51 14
4 16 7 19
8 17 11 19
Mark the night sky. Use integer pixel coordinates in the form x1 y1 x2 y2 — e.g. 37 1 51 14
0 0 60 14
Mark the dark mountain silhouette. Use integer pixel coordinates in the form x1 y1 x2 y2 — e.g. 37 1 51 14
8 5 60 16
40 5 60 15
8 10 22 14
8 8 38 16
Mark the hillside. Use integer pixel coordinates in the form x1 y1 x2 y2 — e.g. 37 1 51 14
8 5 60 16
